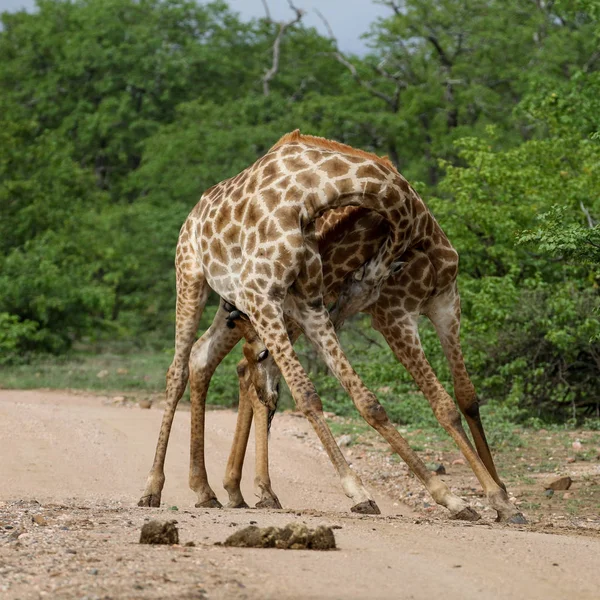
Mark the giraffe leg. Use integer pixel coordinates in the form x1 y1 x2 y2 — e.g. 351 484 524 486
242 303 380 514
188 316 243 508
249 374 282 509
371 307 524 523
138 269 209 508
222 361 254 509
296 303 478 520
425 287 506 491
223 358 282 509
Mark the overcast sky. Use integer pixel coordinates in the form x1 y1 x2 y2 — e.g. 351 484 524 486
0 0 390 54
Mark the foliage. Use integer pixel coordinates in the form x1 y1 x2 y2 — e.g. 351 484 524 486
1 0 599 424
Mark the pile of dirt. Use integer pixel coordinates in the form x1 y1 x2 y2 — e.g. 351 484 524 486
139 520 179 545
223 522 336 550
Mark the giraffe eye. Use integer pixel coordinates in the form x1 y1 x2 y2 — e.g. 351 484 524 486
257 349 269 362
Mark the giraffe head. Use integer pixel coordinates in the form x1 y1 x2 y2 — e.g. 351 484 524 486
235 317 281 412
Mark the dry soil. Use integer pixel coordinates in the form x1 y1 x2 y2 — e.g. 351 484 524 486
1 389 599 600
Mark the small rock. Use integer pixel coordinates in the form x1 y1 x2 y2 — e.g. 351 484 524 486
562 492 571 499
451 458 465 466
545 476 572 491
572 440 582 451
116 368 129 375
32 514 47 526
66 549 77 554
112 395 126 403
96 370 109 379
337 435 353 447
139 520 179 545
88 568 99 575
138 399 152 409
434 464 446 475
18 532 31 540
184 541 196 547
566 456 576 463
544 489 554 498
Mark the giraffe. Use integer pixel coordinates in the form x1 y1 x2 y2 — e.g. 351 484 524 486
219 206 524 523
139 130 475 516
138 132 522 522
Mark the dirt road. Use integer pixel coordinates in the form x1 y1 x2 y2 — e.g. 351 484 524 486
1 389 599 600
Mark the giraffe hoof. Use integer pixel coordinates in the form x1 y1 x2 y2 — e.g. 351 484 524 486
195 498 222 509
496 511 527 525
351 500 381 515
137 494 161 508
450 507 481 522
226 500 250 509
255 496 283 510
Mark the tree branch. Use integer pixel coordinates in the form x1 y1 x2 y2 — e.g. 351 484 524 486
317 7 404 113
580 201 596 229
426 34 452 68
332 52 400 111
379 0 403 17
314 8 336 42
262 1 305 96
260 0 272 22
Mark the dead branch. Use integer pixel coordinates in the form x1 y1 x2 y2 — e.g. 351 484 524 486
262 0 305 96
315 7 403 113
314 8 336 42
580 201 596 229
333 52 401 112
260 0 271 21
379 0 403 17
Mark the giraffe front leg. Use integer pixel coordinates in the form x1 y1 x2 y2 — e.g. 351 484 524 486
372 306 524 524
243 302 379 514
249 375 282 509
298 305 479 521
222 360 253 509
223 357 282 509
426 287 507 492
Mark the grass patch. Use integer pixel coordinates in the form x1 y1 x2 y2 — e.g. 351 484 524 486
0 341 246 408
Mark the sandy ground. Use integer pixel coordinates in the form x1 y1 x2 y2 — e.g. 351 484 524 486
1 389 599 600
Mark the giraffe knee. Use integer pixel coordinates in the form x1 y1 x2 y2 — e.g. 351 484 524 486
463 399 480 419
297 388 323 417
166 362 188 387
434 400 462 432
359 394 389 427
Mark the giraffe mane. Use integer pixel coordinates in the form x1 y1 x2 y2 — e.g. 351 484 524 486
270 129 398 172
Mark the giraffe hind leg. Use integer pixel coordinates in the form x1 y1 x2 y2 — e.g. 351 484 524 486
138 266 209 508
188 311 243 508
